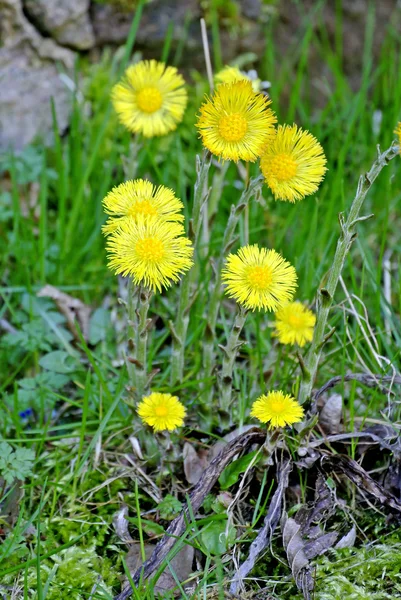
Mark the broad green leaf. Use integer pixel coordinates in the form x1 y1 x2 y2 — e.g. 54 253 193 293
200 519 236 556
39 350 78 374
218 451 258 490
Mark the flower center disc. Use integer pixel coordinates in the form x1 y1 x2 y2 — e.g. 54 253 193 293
287 314 303 328
218 113 248 142
136 86 163 113
246 265 272 290
129 200 157 217
135 237 165 262
154 405 168 417
268 153 297 182
269 401 285 414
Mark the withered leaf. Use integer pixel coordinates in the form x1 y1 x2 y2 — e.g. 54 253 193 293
113 505 134 544
282 516 314 599
319 393 343 434
183 442 210 485
335 525 356 549
230 459 292 595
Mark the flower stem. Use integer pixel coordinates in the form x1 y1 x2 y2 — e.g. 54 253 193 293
203 176 263 401
219 307 248 416
170 150 212 385
134 287 152 400
298 141 399 405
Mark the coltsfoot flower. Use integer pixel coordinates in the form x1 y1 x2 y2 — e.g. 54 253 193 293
250 390 304 429
138 392 186 431
102 179 184 235
106 217 193 293
394 122 401 154
215 65 261 92
260 124 327 202
112 60 187 137
197 80 276 162
222 244 297 312
273 301 316 347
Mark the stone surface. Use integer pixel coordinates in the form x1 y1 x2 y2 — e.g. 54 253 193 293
0 0 75 150
23 0 95 50
91 0 202 51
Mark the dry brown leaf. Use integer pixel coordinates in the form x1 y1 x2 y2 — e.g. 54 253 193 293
37 284 91 341
282 516 314 599
319 393 343 434
335 525 356 549
113 506 134 544
125 543 194 595
183 442 210 485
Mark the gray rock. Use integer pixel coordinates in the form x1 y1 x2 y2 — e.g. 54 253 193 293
0 0 75 151
23 0 95 50
91 0 201 48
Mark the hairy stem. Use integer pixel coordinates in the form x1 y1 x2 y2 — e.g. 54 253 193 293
133 287 152 400
219 307 248 414
170 151 212 385
203 176 263 400
298 141 399 405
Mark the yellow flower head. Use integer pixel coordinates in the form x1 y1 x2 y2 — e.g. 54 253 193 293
215 65 261 92
102 179 184 235
137 392 186 431
112 60 188 138
222 244 297 312
106 217 193 293
250 390 304 429
260 124 327 202
394 122 401 154
273 301 316 347
196 80 277 162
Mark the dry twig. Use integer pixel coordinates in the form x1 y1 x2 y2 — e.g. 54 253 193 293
114 428 265 600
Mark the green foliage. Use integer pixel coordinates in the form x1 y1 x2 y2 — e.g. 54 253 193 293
0 442 35 485
218 450 259 489
313 543 401 599
199 517 237 556
22 545 118 599
158 494 182 520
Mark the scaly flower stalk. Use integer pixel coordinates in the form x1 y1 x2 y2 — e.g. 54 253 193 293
134 287 152 400
203 176 264 399
298 141 399 405
219 307 248 414
171 151 212 384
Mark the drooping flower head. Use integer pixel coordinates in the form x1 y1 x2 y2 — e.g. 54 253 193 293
102 179 184 235
394 122 401 155
273 301 316 347
112 60 188 138
260 124 327 202
138 392 186 432
197 80 276 162
215 65 261 92
106 217 193 293
222 244 297 312
250 390 304 429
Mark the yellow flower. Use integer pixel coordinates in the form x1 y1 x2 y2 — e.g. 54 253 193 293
394 122 401 154
102 179 184 235
111 60 187 138
215 65 261 92
250 390 304 429
196 80 276 162
222 244 297 312
273 301 316 347
137 392 186 431
260 124 327 202
106 217 193 293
